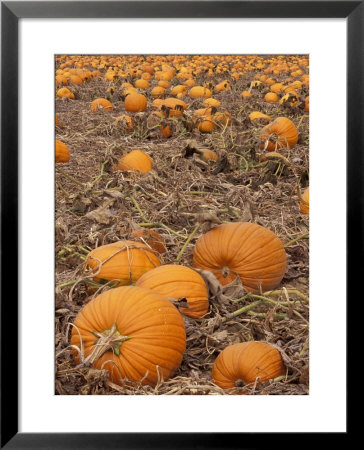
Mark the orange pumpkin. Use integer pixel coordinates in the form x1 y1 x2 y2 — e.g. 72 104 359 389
211 341 285 392
55 140 70 163
151 86 166 98
195 115 215 133
56 87 75 99
189 86 212 98
259 117 298 151
90 98 113 112
214 80 230 92
300 187 309 214
264 92 279 103
200 149 218 162
113 115 134 130
85 240 161 284
124 93 147 112
130 229 167 254
192 222 286 293
241 91 252 98
116 150 152 173
249 111 271 124
71 286 186 386
136 264 209 318
134 79 149 89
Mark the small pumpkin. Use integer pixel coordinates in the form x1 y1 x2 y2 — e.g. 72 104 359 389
90 98 113 112
71 286 186 387
304 97 309 112
211 341 286 392
241 90 252 98
189 86 212 98
300 187 309 214
134 79 149 89
259 117 298 151
116 150 152 173
264 92 279 103
113 115 134 130
124 93 147 112
151 86 166 98
214 80 230 92
56 87 75 99
204 98 221 108
200 149 218 162
85 240 161 285
249 111 271 124
195 115 215 133
55 139 70 163
136 264 209 318
193 222 286 293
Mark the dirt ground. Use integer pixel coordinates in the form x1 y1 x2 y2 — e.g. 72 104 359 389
55 55 309 395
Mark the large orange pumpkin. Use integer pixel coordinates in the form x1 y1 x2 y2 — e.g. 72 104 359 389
85 240 161 284
71 286 186 386
259 117 298 151
192 222 286 293
136 264 209 318
116 150 152 173
211 341 285 392
55 140 70 163
124 93 147 112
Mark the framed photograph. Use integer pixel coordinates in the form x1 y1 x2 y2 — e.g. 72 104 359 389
1 0 357 447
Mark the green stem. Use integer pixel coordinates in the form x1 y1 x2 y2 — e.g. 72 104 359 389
221 300 263 322
284 233 309 247
56 168 84 187
176 223 201 262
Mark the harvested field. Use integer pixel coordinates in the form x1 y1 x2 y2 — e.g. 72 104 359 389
55 54 309 395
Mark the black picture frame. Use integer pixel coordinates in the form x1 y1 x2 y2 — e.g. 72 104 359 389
1 1 357 447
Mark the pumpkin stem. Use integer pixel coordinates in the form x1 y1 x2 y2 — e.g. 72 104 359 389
235 378 246 387
221 266 231 278
77 323 130 368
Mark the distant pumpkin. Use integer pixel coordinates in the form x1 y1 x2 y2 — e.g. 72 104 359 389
90 98 113 112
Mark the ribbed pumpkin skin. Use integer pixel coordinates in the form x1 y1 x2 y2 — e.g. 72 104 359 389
85 240 161 284
300 187 309 214
260 117 298 151
136 264 209 318
55 140 70 163
71 286 186 386
211 341 285 391
116 150 152 173
192 222 286 293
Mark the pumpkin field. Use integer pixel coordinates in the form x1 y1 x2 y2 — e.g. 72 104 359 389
55 54 309 395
